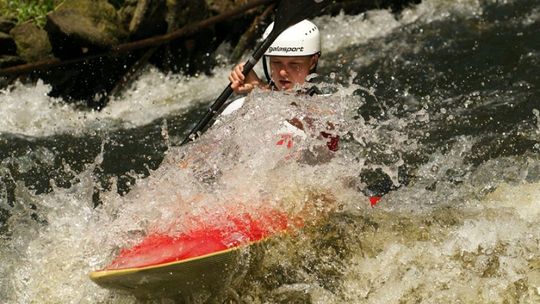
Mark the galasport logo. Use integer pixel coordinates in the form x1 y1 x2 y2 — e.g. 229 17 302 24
268 46 304 53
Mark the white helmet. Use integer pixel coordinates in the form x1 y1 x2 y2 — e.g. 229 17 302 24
263 19 321 56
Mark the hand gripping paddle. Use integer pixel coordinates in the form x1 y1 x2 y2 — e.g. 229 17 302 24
181 0 330 145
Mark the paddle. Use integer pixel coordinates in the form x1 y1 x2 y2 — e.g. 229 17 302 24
181 0 330 145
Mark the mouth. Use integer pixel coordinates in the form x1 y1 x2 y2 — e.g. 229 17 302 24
279 80 292 87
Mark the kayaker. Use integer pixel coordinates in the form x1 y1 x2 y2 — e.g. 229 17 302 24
222 19 339 156
222 19 322 116
229 19 321 94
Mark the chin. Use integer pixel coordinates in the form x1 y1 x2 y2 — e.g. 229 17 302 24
278 82 293 91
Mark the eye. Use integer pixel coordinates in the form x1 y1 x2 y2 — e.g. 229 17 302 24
271 61 284 68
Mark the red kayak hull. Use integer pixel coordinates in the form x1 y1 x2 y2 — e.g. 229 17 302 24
90 208 297 298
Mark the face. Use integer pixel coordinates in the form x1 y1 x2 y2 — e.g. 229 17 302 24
269 55 319 91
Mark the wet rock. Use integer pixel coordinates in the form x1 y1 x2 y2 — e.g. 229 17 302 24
167 0 209 31
0 16 17 33
153 0 214 74
45 0 127 57
0 32 17 55
9 22 53 62
123 0 168 39
359 167 400 197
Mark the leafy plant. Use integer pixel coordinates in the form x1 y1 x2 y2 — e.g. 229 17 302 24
0 0 61 27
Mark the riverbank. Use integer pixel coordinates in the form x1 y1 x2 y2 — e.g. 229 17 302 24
0 0 420 109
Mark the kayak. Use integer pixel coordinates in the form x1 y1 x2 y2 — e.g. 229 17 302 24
89 208 298 298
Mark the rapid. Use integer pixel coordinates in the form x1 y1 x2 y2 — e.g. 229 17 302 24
1 0 539 303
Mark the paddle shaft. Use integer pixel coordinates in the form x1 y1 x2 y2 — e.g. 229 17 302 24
181 31 279 145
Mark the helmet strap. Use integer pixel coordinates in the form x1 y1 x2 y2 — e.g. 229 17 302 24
262 56 276 89
263 55 271 83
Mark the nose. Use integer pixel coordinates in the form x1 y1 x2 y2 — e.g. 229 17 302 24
279 68 288 77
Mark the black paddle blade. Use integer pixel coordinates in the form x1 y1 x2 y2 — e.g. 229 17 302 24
272 0 331 34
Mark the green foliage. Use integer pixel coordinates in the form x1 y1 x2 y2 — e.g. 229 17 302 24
0 0 61 27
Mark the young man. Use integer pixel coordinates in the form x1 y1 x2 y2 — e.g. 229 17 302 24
228 19 321 96
222 19 339 154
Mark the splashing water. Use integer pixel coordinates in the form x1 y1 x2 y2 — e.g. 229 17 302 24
0 67 230 137
1 0 540 302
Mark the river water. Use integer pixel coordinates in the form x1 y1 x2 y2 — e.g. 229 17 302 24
1 0 539 303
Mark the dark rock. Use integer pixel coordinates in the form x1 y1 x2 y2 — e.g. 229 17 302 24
359 168 396 197
0 32 17 55
45 0 127 57
9 23 53 62
167 0 210 30
0 17 17 33
150 0 215 74
0 55 24 68
123 0 168 39
39 53 141 110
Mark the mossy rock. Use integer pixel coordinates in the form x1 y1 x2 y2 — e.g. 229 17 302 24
46 0 127 48
9 22 53 62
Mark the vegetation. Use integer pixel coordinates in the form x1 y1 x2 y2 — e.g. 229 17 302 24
0 0 61 27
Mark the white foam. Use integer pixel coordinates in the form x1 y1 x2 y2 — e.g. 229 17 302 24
0 67 229 137
315 0 485 55
316 10 403 54
484 181 540 222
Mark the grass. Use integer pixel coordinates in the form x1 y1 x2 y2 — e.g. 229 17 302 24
0 0 127 28
0 0 62 27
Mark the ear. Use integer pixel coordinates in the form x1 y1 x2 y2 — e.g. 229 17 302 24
310 54 320 70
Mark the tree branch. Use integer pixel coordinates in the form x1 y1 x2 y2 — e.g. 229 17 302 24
0 0 276 76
